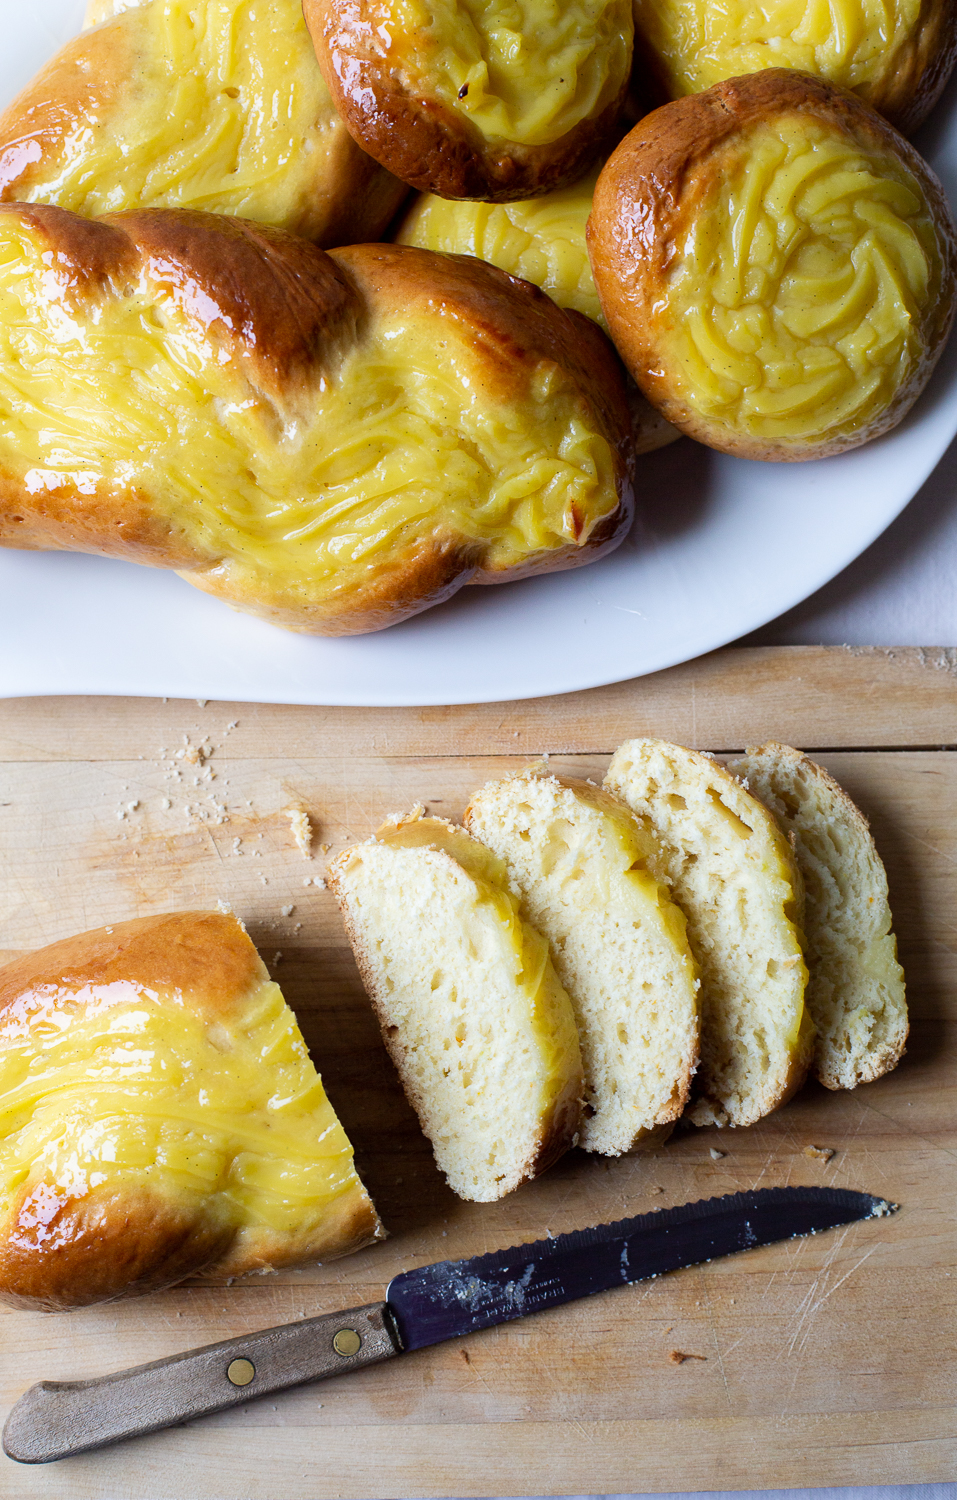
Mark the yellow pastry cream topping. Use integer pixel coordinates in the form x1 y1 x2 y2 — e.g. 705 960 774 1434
632 0 922 101
0 220 619 617
398 170 605 326
0 974 367 1266
381 0 632 146
5 0 347 227
660 117 943 447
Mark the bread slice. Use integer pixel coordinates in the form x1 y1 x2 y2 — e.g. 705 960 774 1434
464 771 698 1155
0 912 383 1310
327 814 583 1201
605 739 814 1127
728 743 908 1090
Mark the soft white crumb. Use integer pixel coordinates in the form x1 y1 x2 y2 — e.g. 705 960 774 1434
287 807 313 858
383 803 425 827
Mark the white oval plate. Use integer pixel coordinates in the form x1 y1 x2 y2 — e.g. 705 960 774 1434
3 3 957 706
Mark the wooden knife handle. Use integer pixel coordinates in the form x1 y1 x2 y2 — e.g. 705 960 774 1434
3 1300 399 1464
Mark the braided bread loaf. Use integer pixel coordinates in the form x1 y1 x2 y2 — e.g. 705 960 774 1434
0 205 634 634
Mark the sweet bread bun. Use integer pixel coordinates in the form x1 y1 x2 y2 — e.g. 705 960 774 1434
396 179 680 455
303 0 633 200
0 0 406 246
0 912 383 1311
327 815 584 1201
588 71 957 461
605 739 814 1128
728 743 908 1090
631 0 957 136
464 772 699 1155
0 207 633 636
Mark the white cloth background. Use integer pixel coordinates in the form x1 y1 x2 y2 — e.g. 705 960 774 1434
743 434 957 647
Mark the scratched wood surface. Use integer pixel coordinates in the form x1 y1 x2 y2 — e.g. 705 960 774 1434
0 644 954 1499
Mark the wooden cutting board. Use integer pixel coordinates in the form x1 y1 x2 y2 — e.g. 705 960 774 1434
0 645 954 1499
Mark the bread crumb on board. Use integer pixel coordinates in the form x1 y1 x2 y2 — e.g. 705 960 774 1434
669 1350 707 1365
287 807 314 858
804 1144 836 1162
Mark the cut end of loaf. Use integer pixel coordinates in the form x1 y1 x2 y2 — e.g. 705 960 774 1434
328 817 583 1201
729 743 908 1091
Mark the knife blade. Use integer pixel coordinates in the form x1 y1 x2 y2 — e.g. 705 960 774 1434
2 1184 894 1464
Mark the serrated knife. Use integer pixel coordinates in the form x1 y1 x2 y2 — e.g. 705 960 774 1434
3 1184 894 1464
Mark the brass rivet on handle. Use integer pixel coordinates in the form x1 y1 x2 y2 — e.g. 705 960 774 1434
332 1328 361 1357
226 1358 256 1387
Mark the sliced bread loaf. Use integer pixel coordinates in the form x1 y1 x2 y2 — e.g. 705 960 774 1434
464 771 699 1155
728 743 908 1090
327 814 583 1202
605 739 814 1128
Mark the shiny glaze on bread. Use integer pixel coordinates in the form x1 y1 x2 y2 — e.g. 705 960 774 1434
0 206 634 634
0 912 382 1310
0 0 407 245
303 0 633 199
588 71 957 461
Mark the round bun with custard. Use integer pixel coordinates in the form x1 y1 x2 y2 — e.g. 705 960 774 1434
303 0 633 200
0 912 383 1311
631 0 957 136
588 70 957 462
0 205 634 635
0 0 407 246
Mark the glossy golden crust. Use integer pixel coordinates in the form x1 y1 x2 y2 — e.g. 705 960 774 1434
631 0 957 137
0 912 383 1310
304 0 631 200
396 186 681 454
588 71 957 461
0 912 266 1027
0 1188 235 1312
0 208 633 635
0 0 407 245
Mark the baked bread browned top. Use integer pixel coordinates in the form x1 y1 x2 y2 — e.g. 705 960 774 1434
0 912 383 1311
396 180 680 455
304 0 633 200
631 0 957 137
588 71 957 462
0 0 407 246
0 205 634 635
